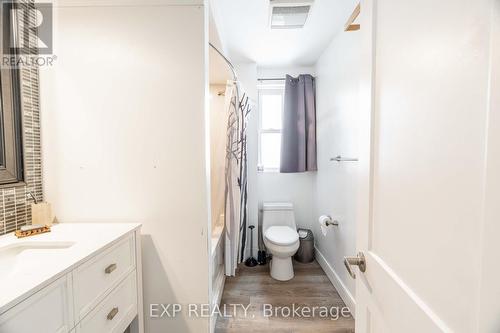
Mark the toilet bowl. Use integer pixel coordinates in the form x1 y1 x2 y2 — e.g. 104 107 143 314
262 202 300 281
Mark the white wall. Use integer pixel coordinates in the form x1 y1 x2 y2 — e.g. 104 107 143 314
40 4 210 332
209 84 227 230
312 0 360 311
244 67 316 258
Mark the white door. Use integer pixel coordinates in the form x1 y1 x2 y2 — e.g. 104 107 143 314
350 0 498 332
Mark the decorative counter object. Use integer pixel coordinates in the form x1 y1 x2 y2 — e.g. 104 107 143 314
31 202 55 226
15 224 51 238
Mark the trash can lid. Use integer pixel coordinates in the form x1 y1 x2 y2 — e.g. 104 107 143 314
298 229 309 238
297 228 313 240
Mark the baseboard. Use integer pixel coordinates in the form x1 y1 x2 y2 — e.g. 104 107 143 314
315 246 356 318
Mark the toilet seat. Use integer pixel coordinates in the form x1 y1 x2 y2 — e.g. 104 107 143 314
264 226 299 246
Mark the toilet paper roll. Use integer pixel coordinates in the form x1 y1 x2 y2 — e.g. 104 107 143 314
318 215 332 236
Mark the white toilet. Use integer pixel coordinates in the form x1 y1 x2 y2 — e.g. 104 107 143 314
262 202 300 281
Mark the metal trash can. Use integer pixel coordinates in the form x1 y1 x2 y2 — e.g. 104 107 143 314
294 228 314 263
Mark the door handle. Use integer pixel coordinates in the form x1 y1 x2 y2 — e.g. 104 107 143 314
344 252 366 279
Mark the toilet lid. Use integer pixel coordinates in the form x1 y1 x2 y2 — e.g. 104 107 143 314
265 226 299 246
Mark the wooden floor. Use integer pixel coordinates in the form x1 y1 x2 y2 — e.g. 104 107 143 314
215 260 355 333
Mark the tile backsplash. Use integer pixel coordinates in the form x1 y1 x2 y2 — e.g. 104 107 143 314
0 0 43 235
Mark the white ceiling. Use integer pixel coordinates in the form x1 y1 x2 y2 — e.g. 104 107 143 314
210 0 353 68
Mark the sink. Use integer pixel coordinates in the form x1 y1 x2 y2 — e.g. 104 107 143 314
0 241 75 255
0 241 75 277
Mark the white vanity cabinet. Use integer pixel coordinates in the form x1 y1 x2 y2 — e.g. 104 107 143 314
0 224 143 333
73 235 136 323
0 275 74 333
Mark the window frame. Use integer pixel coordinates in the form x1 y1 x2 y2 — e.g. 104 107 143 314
0 3 24 185
257 86 285 173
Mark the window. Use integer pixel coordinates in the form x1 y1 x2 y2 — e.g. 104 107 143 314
258 88 284 172
0 3 24 185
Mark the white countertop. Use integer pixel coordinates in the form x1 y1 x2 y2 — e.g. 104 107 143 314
0 223 141 314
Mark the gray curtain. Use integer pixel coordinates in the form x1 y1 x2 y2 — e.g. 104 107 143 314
280 74 317 173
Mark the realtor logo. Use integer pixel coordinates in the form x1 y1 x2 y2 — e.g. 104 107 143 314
3 2 53 55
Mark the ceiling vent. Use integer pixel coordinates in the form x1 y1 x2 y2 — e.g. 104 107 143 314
269 0 314 29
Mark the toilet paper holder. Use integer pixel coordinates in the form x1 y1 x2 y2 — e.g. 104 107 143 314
324 216 339 227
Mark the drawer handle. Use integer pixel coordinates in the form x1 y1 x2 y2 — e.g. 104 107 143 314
105 263 117 274
107 307 119 320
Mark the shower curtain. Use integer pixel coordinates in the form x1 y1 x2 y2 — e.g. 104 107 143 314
224 81 251 276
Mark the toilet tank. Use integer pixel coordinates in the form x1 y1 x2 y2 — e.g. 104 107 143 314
262 202 296 233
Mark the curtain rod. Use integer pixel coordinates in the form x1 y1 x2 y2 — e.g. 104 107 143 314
209 42 238 82
258 76 316 81
258 78 286 81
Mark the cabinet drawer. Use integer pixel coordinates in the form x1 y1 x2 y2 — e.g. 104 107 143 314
73 234 135 321
78 271 137 333
0 275 73 333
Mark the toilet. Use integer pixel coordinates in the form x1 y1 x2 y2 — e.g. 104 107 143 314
262 202 300 281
